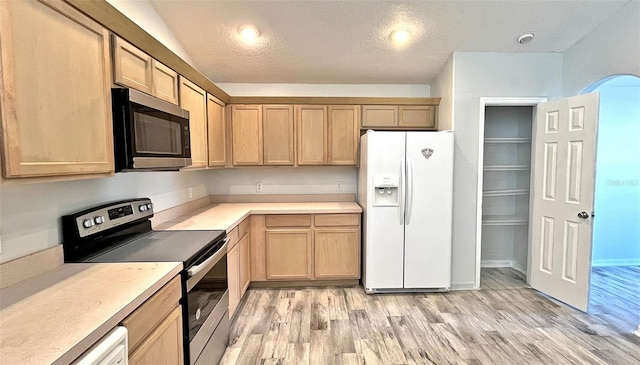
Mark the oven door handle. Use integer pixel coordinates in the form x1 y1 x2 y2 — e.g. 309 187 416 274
187 237 229 279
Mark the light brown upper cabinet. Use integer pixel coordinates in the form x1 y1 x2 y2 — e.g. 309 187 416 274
179 77 208 168
207 95 226 167
151 61 179 105
296 105 328 165
225 103 362 167
0 0 114 178
231 105 263 166
328 105 360 165
399 106 437 129
112 35 152 94
294 105 358 166
361 105 398 128
113 35 179 105
263 105 295 165
362 104 437 130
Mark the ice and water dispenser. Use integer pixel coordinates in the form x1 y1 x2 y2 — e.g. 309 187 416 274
372 175 399 206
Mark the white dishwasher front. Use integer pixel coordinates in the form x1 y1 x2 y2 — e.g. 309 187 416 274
72 326 128 365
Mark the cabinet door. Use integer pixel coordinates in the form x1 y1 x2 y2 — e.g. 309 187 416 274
207 95 226 167
179 77 208 168
328 105 359 165
265 229 312 280
152 60 179 105
239 233 251 296
399 106 437 129
227 244 240 317
296 105 327 165
314 228 360 279
129 306 184 365
250 215 267 281
112 35 153 94
361 105 398 128
263 105 294 165
231 105 263 165
0 0 114 178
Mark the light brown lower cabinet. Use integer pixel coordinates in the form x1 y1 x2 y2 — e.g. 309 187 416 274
314 228 360 279
255 214 361 281
227 218 251 318
227 242 240 317
265 229 313 280
128 306 184 365
239 234 251 295
121 276 183 364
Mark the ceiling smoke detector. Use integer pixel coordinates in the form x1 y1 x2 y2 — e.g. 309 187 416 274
515 32 535 45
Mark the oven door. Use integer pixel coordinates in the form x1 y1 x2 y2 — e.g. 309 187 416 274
186 239 229 365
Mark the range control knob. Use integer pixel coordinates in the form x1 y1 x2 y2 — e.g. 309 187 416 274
139 204 148 212
146 203 153 210
82 219 94 229
94 216 105 225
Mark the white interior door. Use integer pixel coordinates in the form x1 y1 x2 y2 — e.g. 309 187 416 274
530 93 599 311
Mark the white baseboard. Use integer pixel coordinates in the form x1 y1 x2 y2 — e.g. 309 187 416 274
592 258 640 267
512 262 527 275
480 260 513 268
451 281 476 291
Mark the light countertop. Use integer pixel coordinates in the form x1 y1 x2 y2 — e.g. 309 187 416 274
157 202 362 232
0 262 182 365
0 201 359 364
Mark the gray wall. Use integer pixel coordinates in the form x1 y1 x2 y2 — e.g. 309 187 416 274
561 1 640 96
449 52 563 288
0 171 209 263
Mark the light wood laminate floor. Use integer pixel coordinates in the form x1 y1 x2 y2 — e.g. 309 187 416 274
480 267 527 290
220 283 640 364
589 265 640 334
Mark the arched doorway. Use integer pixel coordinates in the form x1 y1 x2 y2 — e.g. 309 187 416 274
584 74 640 335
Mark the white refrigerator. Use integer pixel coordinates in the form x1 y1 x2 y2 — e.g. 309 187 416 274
358 130 454 293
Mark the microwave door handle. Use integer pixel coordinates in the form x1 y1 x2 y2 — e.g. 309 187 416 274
187 237 229 278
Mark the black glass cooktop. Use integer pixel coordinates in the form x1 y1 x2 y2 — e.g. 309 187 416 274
84 230 225 266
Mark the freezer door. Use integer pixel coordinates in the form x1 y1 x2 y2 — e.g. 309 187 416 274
361 131 406 291
403 132 454 289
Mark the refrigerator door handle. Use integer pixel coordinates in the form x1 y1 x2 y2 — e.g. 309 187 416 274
406 157 414 224
399 158 405 225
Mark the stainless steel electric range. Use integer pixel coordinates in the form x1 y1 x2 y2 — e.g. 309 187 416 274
62 198 229 365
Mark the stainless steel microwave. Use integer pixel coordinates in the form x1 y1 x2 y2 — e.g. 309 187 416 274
112 88 191 172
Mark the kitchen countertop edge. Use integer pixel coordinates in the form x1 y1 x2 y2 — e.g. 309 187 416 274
156 202 363 232
0 262 182 365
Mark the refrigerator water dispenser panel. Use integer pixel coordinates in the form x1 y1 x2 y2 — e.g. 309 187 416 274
373 175 399 206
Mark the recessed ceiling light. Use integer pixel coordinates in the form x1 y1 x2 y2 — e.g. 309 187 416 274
515 32 535 45
391 28 411 44
239 25 260 41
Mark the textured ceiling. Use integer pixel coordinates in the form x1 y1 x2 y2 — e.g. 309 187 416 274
150 0 629 84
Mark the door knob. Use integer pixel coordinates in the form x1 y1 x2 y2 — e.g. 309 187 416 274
577 211 589 219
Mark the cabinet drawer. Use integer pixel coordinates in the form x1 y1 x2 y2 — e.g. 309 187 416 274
122 275 181 353
265 215 312 227
238 217 250 238
314 214 360 227
227 226 239 249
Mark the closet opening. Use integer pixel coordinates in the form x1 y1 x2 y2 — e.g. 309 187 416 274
479 105 534 289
